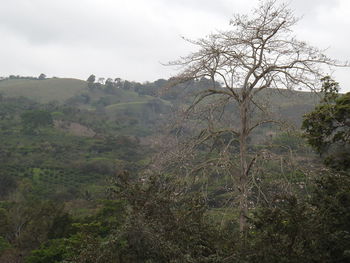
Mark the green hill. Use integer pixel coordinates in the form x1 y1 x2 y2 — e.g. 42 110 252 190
0 77 321 135
0 78 87 103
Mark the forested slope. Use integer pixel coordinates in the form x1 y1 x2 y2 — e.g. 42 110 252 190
1 76 346 263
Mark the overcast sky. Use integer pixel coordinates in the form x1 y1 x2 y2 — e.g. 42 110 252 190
1 0 349 90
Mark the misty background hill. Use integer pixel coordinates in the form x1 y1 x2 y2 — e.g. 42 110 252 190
0 76 320 136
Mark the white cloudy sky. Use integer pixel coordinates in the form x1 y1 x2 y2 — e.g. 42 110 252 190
1 0 349 90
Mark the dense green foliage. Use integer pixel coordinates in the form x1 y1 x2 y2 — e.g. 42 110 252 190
303 77 350 170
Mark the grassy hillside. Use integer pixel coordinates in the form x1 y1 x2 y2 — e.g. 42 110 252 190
256 88 321 126
0 77 321 136
0 78 87 103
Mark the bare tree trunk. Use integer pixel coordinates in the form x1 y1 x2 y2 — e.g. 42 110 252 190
238 97 249 234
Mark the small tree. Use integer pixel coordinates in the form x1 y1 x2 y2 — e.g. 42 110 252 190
38 73 46 80
87 74 96 83
105 78 115 93
87 74 96 90
170 0 348 233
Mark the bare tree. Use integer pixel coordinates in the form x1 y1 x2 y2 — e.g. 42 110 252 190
169 0 348 233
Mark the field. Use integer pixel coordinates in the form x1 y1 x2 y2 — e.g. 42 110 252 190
0 78 87 103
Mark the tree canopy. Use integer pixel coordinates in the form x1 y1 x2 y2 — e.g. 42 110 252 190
303 77 350 170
